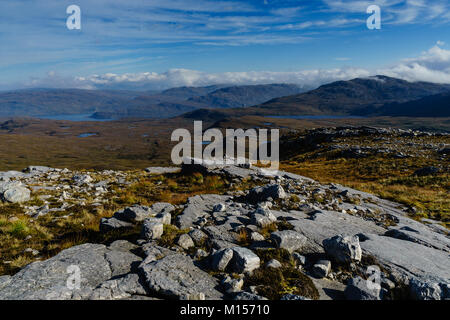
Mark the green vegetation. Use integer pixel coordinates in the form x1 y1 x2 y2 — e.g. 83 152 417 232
247 248 320 300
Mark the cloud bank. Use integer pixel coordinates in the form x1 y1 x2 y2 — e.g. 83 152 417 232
9 43 450 91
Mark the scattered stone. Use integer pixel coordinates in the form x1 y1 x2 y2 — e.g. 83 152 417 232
247 184 286 203
250 232 265 242
176 234 194 250
265 259 282 269
312 260 331 278
270 230 307 253
250 207 277 228
231 247 260 274
100 217 134 233
221 276 244 293
344 276 381 300
323 235 362 263
213 203 226 212
3 186 31 203
189 229 208 246
141 219 164 240
211 248 234 271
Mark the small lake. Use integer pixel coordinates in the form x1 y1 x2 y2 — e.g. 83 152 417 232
37 113 113 122
78 133 98 138
264 115 365 120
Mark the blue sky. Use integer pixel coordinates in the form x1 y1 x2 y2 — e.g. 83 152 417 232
0 0 449 90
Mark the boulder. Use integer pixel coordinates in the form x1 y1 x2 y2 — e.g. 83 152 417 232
231 247 260 274
344 276 381 300
114 205 153 223
139 253 222 300
270 230 307 253
265 259 282 269
247 184 286 203
323 235 362 263
211 248 234 271
189 229 208 246
141 219 164 240
3 186 31 203
250 207 277 228
176 234 194 250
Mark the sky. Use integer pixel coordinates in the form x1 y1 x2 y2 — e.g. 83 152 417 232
0 0 449 91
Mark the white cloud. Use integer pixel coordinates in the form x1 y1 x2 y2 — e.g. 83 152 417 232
3 45 450 91
379 45 450 83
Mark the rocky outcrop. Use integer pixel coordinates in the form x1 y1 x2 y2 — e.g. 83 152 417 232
0 163 448 301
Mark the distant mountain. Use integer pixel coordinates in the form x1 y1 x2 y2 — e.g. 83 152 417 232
371 91 450 117
188 84 305 109
0 89 138 117
180 76 450 120
251 76 450 116
0 84 305 119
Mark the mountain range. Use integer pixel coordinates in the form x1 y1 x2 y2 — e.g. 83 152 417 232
0 84 305 119
182 76 450 120
0 76 449 120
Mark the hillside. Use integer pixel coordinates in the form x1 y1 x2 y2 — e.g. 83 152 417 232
0 84 304 120
188 84 304 109
180 76 450 121
369 91 450 117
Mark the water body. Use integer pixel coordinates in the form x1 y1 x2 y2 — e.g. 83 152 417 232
78 133 98 138
37 113 113 122
264 115 365 120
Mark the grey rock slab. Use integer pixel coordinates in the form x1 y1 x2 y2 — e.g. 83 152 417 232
385 224 450 253
0 244 117 300
104 250 142 277
145 167 180 175
360 233 450 299
288 210 386 253
270 230 307 253
114 205 153 223
203 225 236 244
139 253 222 300
176 194 231 229
99 217 134 233
89 273 149 300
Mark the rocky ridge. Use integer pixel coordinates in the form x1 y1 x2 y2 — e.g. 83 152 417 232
0 162 448 300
